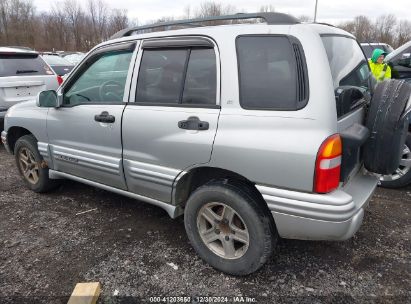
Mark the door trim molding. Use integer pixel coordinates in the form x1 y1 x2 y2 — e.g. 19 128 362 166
48 170 182 218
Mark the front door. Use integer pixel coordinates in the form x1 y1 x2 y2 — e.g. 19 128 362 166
47 42 138 189
122 37 221 202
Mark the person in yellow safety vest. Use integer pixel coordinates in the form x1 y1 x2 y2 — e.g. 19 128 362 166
368 48 391 81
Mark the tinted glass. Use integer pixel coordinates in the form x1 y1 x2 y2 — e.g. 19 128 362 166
64 50 133 105
237 36 298 110
136 50 187 104
361 45 373 58
322 36 370 90
0 54 53 77
182 49 216 105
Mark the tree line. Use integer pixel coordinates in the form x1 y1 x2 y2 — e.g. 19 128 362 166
0 0 410 52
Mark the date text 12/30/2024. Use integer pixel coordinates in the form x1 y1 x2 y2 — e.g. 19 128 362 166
149 296 257 303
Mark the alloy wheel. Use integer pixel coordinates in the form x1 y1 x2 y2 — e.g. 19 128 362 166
197 202 249 260
18 147 40 185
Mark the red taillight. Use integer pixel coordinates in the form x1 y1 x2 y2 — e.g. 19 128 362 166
57 75 63 86
314 134 342 193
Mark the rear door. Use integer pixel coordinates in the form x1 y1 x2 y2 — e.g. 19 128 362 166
123 37 220 202
0 52 58 112
321 35 371 182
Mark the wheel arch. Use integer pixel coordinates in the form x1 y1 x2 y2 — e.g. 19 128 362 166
7 127 35 154
173 166 270 212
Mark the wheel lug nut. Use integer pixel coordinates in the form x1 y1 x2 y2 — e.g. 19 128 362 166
232 230 236 235
215 229 220 234
225 236 229 241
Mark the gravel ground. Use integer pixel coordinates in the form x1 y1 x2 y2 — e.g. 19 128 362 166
0 145 410 304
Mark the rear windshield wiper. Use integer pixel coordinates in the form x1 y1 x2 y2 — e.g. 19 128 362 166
16 70 38 74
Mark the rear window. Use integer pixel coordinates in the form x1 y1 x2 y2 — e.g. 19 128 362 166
322 36 370 91
236 36 307 110
0 53 53 77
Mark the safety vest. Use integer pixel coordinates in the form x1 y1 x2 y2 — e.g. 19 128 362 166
368 60 391 81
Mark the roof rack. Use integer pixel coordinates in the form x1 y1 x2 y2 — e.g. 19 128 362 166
110 12 300 39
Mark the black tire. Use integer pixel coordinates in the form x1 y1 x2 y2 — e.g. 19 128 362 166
364 80 411 175
184 179 277 276
379 134 411 188
14 135 58 193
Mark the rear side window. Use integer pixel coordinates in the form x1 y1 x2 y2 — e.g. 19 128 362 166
236 36 307 110
136 48 217 106
322 36 369 91
0 54 53 77
182 49 216 105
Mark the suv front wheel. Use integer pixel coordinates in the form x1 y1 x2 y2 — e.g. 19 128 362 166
184 180 277 275
14 135 58 193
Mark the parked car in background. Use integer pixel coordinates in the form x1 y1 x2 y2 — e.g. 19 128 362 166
385 40 411 82
360 42 394 59
0 47 61 130
379 41 411 189
41 55 75 76
6 46 33 51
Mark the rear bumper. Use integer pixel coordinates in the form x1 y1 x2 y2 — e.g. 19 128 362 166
257 170 378 241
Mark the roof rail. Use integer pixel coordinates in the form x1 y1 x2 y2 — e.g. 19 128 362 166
110 12 300 39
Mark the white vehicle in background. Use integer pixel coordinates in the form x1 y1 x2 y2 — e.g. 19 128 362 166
360 42 394 59
0 47 61 129
61 52 86 65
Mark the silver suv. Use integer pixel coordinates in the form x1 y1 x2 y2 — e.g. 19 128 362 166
2 13 410 275
0 47 61 129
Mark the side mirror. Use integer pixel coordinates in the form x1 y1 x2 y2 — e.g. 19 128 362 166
335 86 365 117
36 90 61 108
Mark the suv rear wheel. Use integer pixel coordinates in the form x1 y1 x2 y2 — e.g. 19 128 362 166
14 135 58 192
184 180 277 275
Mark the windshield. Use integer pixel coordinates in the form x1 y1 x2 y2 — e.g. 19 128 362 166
322 36 370 91
42 55 73 66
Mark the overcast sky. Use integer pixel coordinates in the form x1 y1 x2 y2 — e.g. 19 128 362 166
33 0 411 24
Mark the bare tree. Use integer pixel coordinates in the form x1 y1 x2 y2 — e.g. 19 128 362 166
374 14 397 45
87 0 108 44
0 0 11 44
259 5 275 13
298 15 311 22
63 0 86 50
107 8 129 36
339 15 374 43
396 20 411 47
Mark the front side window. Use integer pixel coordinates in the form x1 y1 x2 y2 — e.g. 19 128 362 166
64 49 133 105
136 47 216 106
236 36 304 110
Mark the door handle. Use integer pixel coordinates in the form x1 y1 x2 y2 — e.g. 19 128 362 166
94 111 115 123
178 116 209 130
